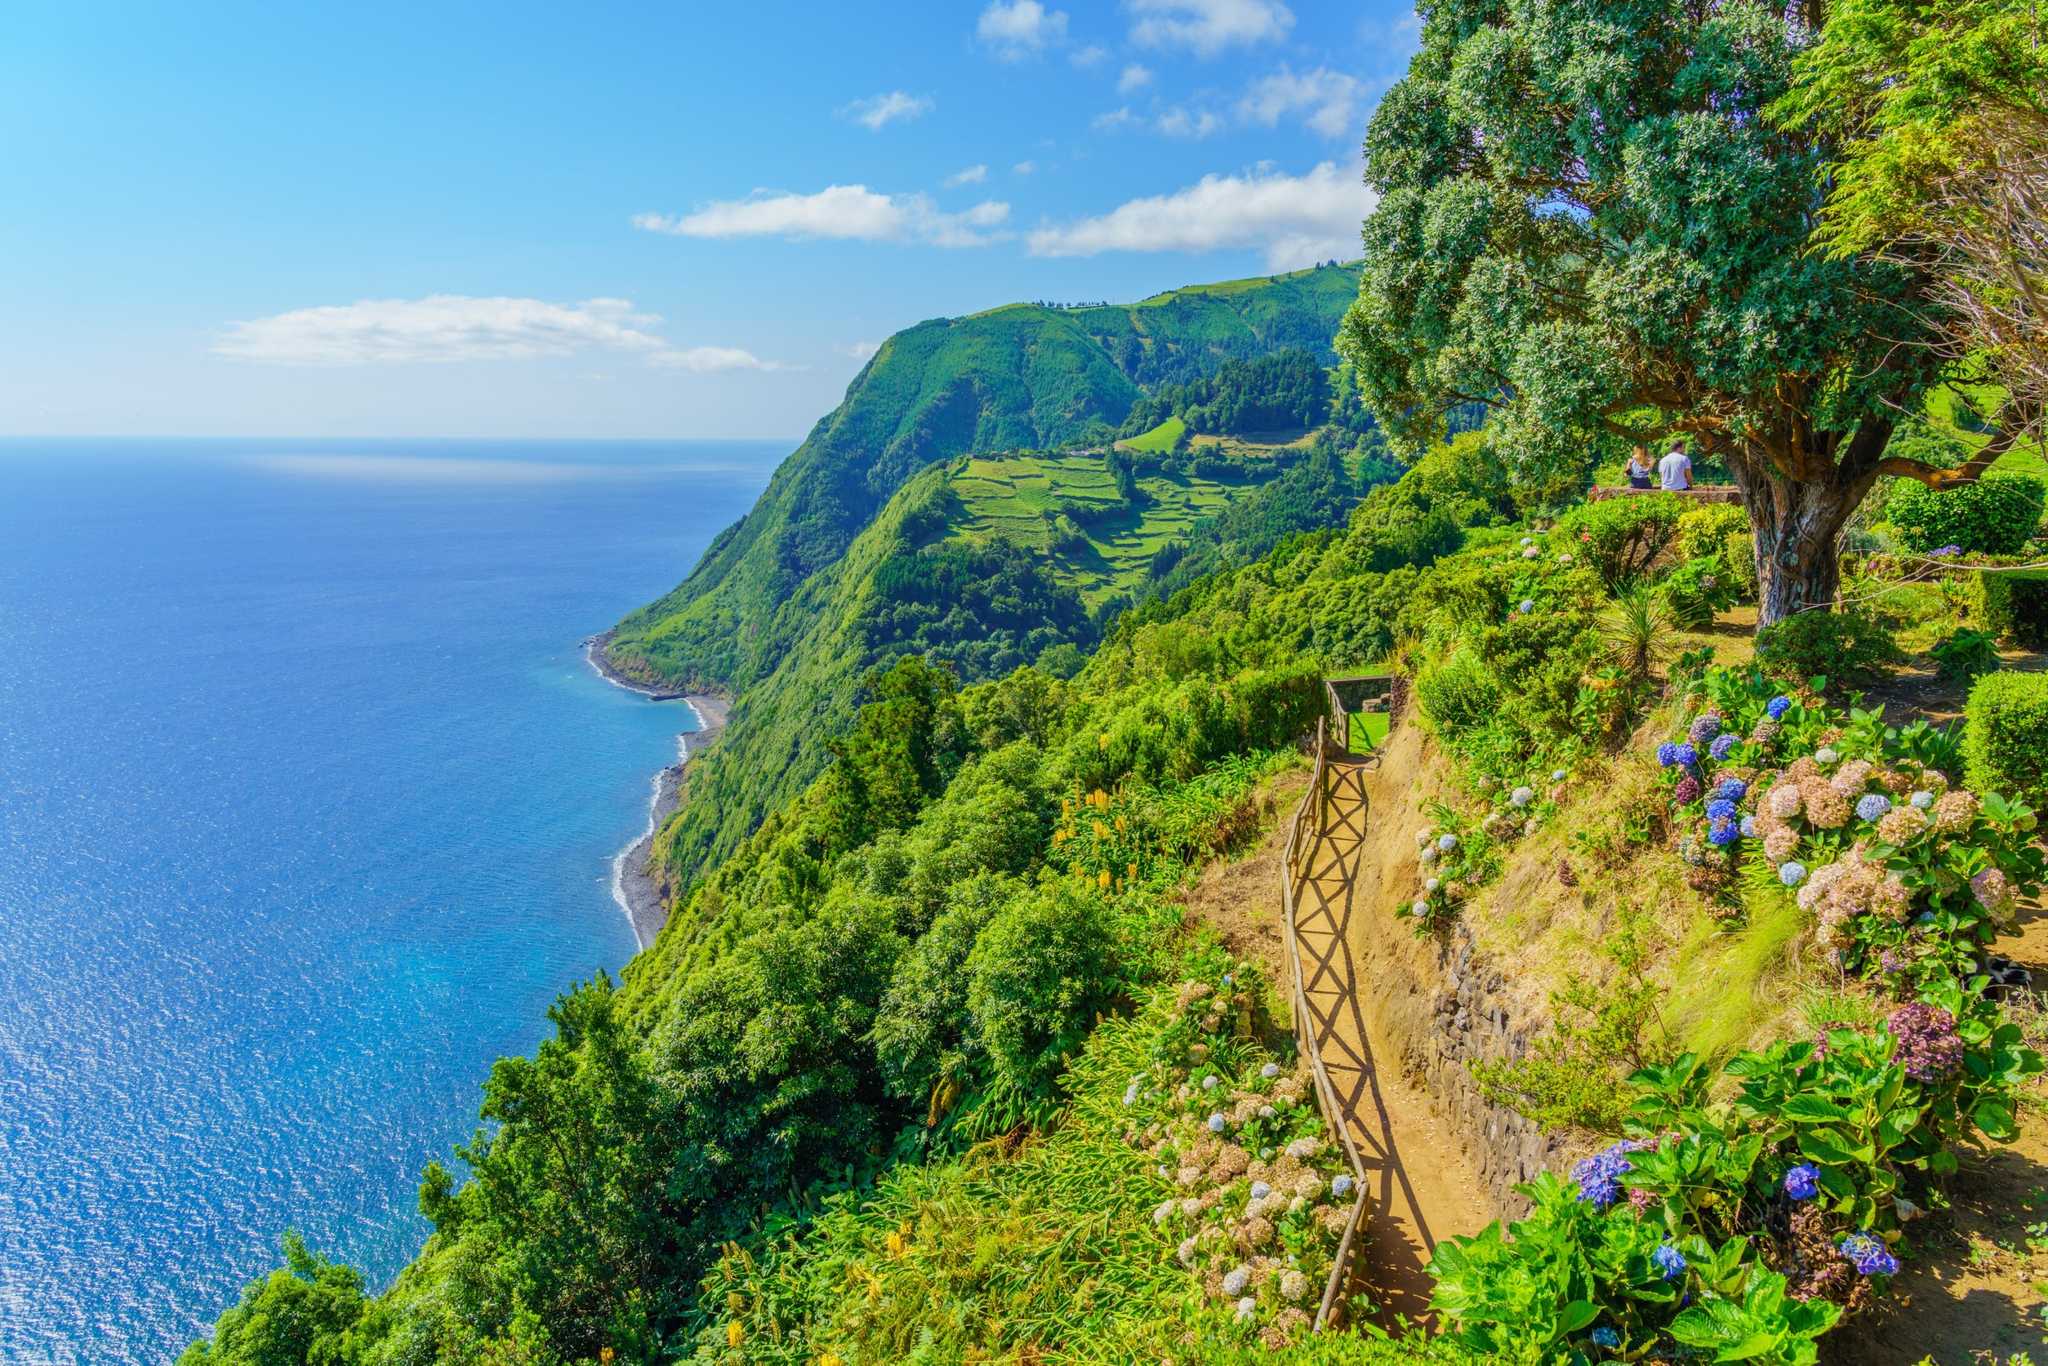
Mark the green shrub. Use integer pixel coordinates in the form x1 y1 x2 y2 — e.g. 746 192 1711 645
1887 474 2045 554
1971 570 2048 648
1964 671 2048 807
1754 609 1905 690
1930 627 2000 684
1416 649 1502 742
1660 555 1739 628
1556 496 1684 589
1723 530 1758 600
1675 502 1749 562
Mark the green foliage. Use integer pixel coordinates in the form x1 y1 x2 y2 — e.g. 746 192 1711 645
1971 569 2048 647
964 881 1121 1103
177 1234 368 1366
1659 555 1740 630
1119 347 1335 438
1415 650 1500 744
1887 474 2045 554
1754 610 1906 690
1555 498 1683 591
1931 626 2001 683
1773 0 2048 257
1121 413 1186 453
1675 502 1753 566
1338 0 1952 619
1964 670 2048 806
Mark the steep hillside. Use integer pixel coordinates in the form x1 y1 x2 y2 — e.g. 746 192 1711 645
605 263 1361 696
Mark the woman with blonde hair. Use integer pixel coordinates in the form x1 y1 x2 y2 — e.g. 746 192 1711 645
1625 445 1655 490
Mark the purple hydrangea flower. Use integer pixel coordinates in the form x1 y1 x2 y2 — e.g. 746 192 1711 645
1706 798 1737 822
1673 774 1702 805
1708 819 1740 847
1657 742 1683 768
1838 1231 1899 1276
1928 544 1963 558
1709 733 1737 761
1652 1243 1687 1280
1689 714 1723 744
1570 1140 1646 1208
1856 793 1893 822
1887 1003 1964 1082
1767 695 1791 720
1784 1163 1820 1201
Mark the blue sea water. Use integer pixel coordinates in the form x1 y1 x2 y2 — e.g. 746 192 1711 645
0 439 776 1363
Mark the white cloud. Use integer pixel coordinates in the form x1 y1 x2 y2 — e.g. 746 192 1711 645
634 186 1011 247
1128 0 1293 55
1028 161 1372 269
1117 63 1154 93
839 90 934 131
838 340 882 361
1013 159 1038 176
1093 106 1141 131
213 295 788 370
1070 43 1109 67
1156 106 1224 138
944 163 990 187
978 1 1069 59
1238 65 1367 137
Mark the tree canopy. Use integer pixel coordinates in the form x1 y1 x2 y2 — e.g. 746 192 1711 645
1336 0 1969 622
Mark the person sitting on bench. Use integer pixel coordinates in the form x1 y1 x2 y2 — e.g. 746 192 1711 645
1625 445 1655 490
1657 442 1693 491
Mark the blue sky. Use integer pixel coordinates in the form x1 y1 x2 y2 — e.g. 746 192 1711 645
1 1 1418 438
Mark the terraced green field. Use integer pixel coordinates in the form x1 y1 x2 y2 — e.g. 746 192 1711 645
945 449 1282 606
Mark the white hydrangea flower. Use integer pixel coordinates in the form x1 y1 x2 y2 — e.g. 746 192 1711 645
1910 790 1934 809
1425 876 1441 893
1260 1062 1280 1079
1510 786 1534 807
1202 1074 1220 1091
1208 1112 1227 1133
1236 1296 1257 1319
1815 746 1840 766
1222 1266 1252 1297
1438 833 1459 852
1411 899 1431 918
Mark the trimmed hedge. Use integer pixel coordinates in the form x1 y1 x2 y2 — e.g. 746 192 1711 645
1888 474 2045 554
1964 670 2048 807
1754 609 1905 690
1971 570 2048 648
1723 530 1759 600
1556 495 1683 589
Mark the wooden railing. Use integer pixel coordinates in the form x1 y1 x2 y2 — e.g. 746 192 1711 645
1279 716 1372 1330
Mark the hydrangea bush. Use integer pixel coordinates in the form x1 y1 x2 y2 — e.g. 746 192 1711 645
1426 664 2046 1360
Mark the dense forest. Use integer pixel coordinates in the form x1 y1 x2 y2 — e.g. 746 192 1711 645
1118 348 1335 439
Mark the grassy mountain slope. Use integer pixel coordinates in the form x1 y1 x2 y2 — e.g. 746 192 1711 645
605 263 1361 696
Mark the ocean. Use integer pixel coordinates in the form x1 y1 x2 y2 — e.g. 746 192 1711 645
0 439 776 1362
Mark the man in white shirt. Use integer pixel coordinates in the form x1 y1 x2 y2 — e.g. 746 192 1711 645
1657 444 1693 491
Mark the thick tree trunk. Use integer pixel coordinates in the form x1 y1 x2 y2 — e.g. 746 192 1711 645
1727 455 1873 629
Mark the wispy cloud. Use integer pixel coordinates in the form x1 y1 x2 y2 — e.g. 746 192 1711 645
944 163 990 187
213 295 787 370
977 0 1068 59
1117 63 1154 93
1237 65 1367 138
1070 43 1109 67
634 186 1011 247
838 340 882 361
1156 106 1224 138
1028 161 1372 269
1013 160 1039 176
1128 0 1293 55
1093 107 1141 131
839 90 934 131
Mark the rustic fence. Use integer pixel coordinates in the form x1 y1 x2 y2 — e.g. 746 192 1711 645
1279 715 1372 1329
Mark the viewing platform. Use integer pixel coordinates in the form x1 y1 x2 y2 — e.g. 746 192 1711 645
1586 484 1743 505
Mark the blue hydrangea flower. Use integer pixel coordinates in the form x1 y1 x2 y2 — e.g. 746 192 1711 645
1510 785 1534 807
1657 742 1682 768
1207 1112 1226 1133
1260 1062 1280 1079
1767 695 1791 720
1709 733 1737 761
1706 798 1737 822
1910 790 1934 809
1570 1140 1646 1208
1652 1243 1687 1280
1332 1173 1353 1197
1519 598 1535 614
1708 819 1740 847
1784 1163 1820 1201
1590 1326 1621 1349
1715 778 1747 802
1552 768 1567 782
1856 793 1892 822
1838 1231 1899 1276
1438 833 1459 852
1779 861 1808 886
1673 743 1698 768
1740 814 1757 838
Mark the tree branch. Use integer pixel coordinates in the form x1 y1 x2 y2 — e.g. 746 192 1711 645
1876 424 2024 486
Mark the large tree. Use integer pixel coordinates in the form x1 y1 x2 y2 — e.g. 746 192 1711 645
1338 0 2004 624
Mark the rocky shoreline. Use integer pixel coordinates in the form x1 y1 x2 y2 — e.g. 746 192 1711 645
586 633 729 949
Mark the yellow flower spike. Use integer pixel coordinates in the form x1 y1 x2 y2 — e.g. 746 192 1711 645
885 1228 906 1258
1098 869 1112 890
727 1292 744 1315
1098 732 1110 749
1114 814 1127 833
1091 788 1107 808
601 1350 615 1365
1092 819 1108 839
1127 862 1138 879
727 1321 744 1348
819 1355 845 1366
